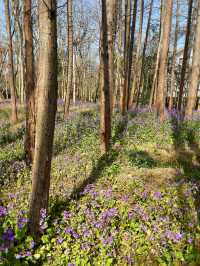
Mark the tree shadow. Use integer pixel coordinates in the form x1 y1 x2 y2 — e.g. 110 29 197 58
171 116 200 230
49 115 129 218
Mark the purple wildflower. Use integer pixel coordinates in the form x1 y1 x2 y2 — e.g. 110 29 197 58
0 206 7 217
1 228 14 242
153 191 162 200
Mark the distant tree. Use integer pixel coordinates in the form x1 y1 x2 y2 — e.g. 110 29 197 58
100 0 111 152
4 0 18 123
23 0 36 164
156 0 173 121
29 0 58 238
178 0 193 110
64 0 73 118
185 0 200 117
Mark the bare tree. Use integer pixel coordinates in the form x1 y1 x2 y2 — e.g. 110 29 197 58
156 0 173 121
185 0 200 117
100 0 111 152
29 0 58 238
178 0 193 110
64 0 73 118
4 0 18 123
24 0 36 164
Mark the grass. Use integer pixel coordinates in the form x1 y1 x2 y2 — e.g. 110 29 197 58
0 105 200 265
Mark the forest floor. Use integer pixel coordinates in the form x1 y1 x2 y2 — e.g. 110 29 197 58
0 103 200 266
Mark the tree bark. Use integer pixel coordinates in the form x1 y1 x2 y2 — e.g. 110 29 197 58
178 0 193 110
169 0 179 110
100 0 111 152
64 0 73 118
29 0 58 238
23 0 36 165
121 0 131 115
4 0 18 123
156 0 173 121
185 0 200 117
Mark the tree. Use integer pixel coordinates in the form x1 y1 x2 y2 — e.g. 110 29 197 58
121 0 131 115
64 0 73 118
107 0 116 112
185 0 200 117
156 0 173 121
178 0 193 110
4 0 18 123
169 0 179 110
23 0 36 164
100 0 111 152
29 0 58 238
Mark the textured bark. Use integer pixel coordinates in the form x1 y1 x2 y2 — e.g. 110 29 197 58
169 0 179 110
156 0 173 121
100 0 111 152
107 0 116 112
137 0 153 104
185 0 200 117
29 0 58 238
130 0 144 107
127 0 138 108
64 0 73 118
4 0 18 123
178 0 193 110
121 0 131 115
23 0 36 165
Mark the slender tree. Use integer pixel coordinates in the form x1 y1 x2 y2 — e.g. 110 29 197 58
4 0 18 123
100 0 111 152
169 0 179 110
185 0 200 117
127 0 138 108
64 0 73 118
29 0 58 238
178 0 193 110
24 0 35 164
107 0 115 112
121 0 131 115
156 0 173 121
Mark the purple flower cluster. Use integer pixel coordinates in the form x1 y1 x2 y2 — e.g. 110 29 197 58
0 206 7 217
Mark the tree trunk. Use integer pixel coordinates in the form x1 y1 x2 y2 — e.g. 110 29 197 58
130 0 144 107
185 0 200 117
127 0 138 109
107 0 116 113
169 0 179 110
100 0 111 152
24 0 36 165
64 0 73 118
4 0 18 123
156 0 173 121
178 0 193 110
121 0 131 115
29 0 58 238
137 0 153 104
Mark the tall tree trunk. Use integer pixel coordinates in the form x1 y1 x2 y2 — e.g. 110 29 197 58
64 0 73 118
107 0 116 113
127 0 138 109
149 0 163 108
178 0 193 110
24 0 36 165
121 0 131 115
29 0 58 238
185 0 200 117
100 0 111 152
169 0 179 110
137 0 153 103
156 0 173 121
130 0 144 107
4 0 18 123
